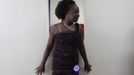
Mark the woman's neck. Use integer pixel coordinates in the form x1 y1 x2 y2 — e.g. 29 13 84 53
62 20 73 26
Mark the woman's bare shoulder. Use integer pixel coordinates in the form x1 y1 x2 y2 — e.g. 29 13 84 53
50 23 61 29
49 23 61 34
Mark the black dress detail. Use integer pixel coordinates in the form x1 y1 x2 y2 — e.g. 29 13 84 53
52 24 80 75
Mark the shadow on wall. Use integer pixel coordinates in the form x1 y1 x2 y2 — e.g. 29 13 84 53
128 52 134 75
130 57 134 75
128 27 134 75
44 51 53 75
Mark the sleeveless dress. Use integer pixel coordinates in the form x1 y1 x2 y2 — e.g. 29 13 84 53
52 24 80 75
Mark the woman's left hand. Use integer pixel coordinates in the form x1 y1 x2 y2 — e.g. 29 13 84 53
84 63 92 73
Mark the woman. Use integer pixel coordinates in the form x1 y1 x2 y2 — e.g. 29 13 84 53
36 0 91 75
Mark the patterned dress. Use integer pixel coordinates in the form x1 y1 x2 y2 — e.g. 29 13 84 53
52 25 80 75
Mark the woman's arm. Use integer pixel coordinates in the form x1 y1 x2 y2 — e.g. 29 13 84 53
36 25 57 75
40 26 55 65
79 29 88 64
79 29 91 72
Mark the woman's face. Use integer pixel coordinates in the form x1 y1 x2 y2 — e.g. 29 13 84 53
66 4 80 23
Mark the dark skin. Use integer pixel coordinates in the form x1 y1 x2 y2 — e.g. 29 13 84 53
35 4 91 75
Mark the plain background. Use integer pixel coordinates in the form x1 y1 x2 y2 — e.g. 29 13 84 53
0 0 134 75
0 0 49 75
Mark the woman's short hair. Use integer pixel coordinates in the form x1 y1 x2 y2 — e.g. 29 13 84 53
55 0 76 20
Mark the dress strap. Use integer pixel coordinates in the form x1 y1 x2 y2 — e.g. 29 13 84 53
56 24 61 33
75 23 79 33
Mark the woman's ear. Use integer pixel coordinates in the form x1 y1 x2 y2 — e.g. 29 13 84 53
65 11 70 17
64 14 69 20
65 13 69 17
66 14 69 17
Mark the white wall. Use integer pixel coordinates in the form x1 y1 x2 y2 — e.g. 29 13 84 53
0 0 49 75
83 0 134 75
0 0 134 75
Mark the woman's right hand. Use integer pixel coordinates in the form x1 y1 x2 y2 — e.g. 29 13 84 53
35 64 45 75
84 63 92 73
